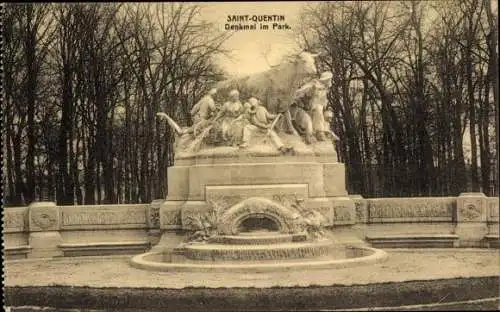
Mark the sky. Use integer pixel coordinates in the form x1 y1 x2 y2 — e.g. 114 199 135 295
197 1 498 78
198 2 312 77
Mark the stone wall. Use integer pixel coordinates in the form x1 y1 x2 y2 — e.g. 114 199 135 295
3 193 499 259
3 202 154 259
356 193 499 248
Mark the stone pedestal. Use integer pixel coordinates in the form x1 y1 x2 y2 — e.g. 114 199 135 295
157 152 355 250
454 193 489 247
27 202 62 258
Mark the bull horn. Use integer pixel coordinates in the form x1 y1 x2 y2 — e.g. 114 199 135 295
156 112 183 135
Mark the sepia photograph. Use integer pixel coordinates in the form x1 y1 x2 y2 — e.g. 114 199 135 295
2 1 499 311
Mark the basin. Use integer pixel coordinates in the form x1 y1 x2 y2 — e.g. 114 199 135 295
130 231 387 272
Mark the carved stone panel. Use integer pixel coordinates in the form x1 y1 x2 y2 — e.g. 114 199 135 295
332 198 355 225
333 206 354 223
161 201 184 230
61 204 147 229
460 202 482 221
456 193 487 223
205 184 307 215
313 205 334 227
368 197 454 222
3 207 28 233
148 199 165 228
180 202 211 230
29 202 59 232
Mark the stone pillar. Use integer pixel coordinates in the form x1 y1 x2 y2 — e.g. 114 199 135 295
147 199 165 247
350 195 369 224
27 202 63 258
330 196 365 246
454 193 489 247
152 200 185 252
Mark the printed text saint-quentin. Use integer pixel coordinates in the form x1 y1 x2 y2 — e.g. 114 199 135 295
227 15 285 22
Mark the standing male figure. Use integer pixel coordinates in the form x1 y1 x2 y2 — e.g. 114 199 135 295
293 71 333 142
323 109 340 142
240 97 294 155
190 88 218 136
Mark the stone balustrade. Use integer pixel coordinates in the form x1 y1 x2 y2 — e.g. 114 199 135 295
3 202 155 260
3 193 499 259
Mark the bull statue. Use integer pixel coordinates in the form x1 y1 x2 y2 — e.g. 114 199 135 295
214 51 321 141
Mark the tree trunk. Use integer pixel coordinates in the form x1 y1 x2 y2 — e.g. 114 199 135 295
485 0 499 195
466 43 480 191
25 3 37 203
58 61 73 205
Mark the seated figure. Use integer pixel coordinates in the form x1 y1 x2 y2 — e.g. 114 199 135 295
214 89 245 146
190 88 218 137
239 97 294 155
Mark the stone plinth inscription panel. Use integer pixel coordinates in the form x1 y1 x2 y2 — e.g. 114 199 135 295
368 197 455 223
186 162 325 200
61 205 148 230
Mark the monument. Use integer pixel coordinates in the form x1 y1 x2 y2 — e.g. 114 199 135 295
131 52 386 271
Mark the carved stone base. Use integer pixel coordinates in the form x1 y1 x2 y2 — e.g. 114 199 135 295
160 196 356 233
173 132 337 160
156 154 352 250
166 156 346 202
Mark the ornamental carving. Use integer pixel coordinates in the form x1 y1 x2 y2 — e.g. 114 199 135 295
460 204 481 221
31 207 58 230
369 198 454 219
334 205 352 222
272 194 300 209
163 207 182 226
353 199 367 222
4 210 27 230
149 206 161 228
205 194 244 215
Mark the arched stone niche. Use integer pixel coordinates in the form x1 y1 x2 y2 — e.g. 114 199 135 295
218 197 300 235
236 214 281 233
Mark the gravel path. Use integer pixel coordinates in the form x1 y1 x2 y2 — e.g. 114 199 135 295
4 248 499 289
